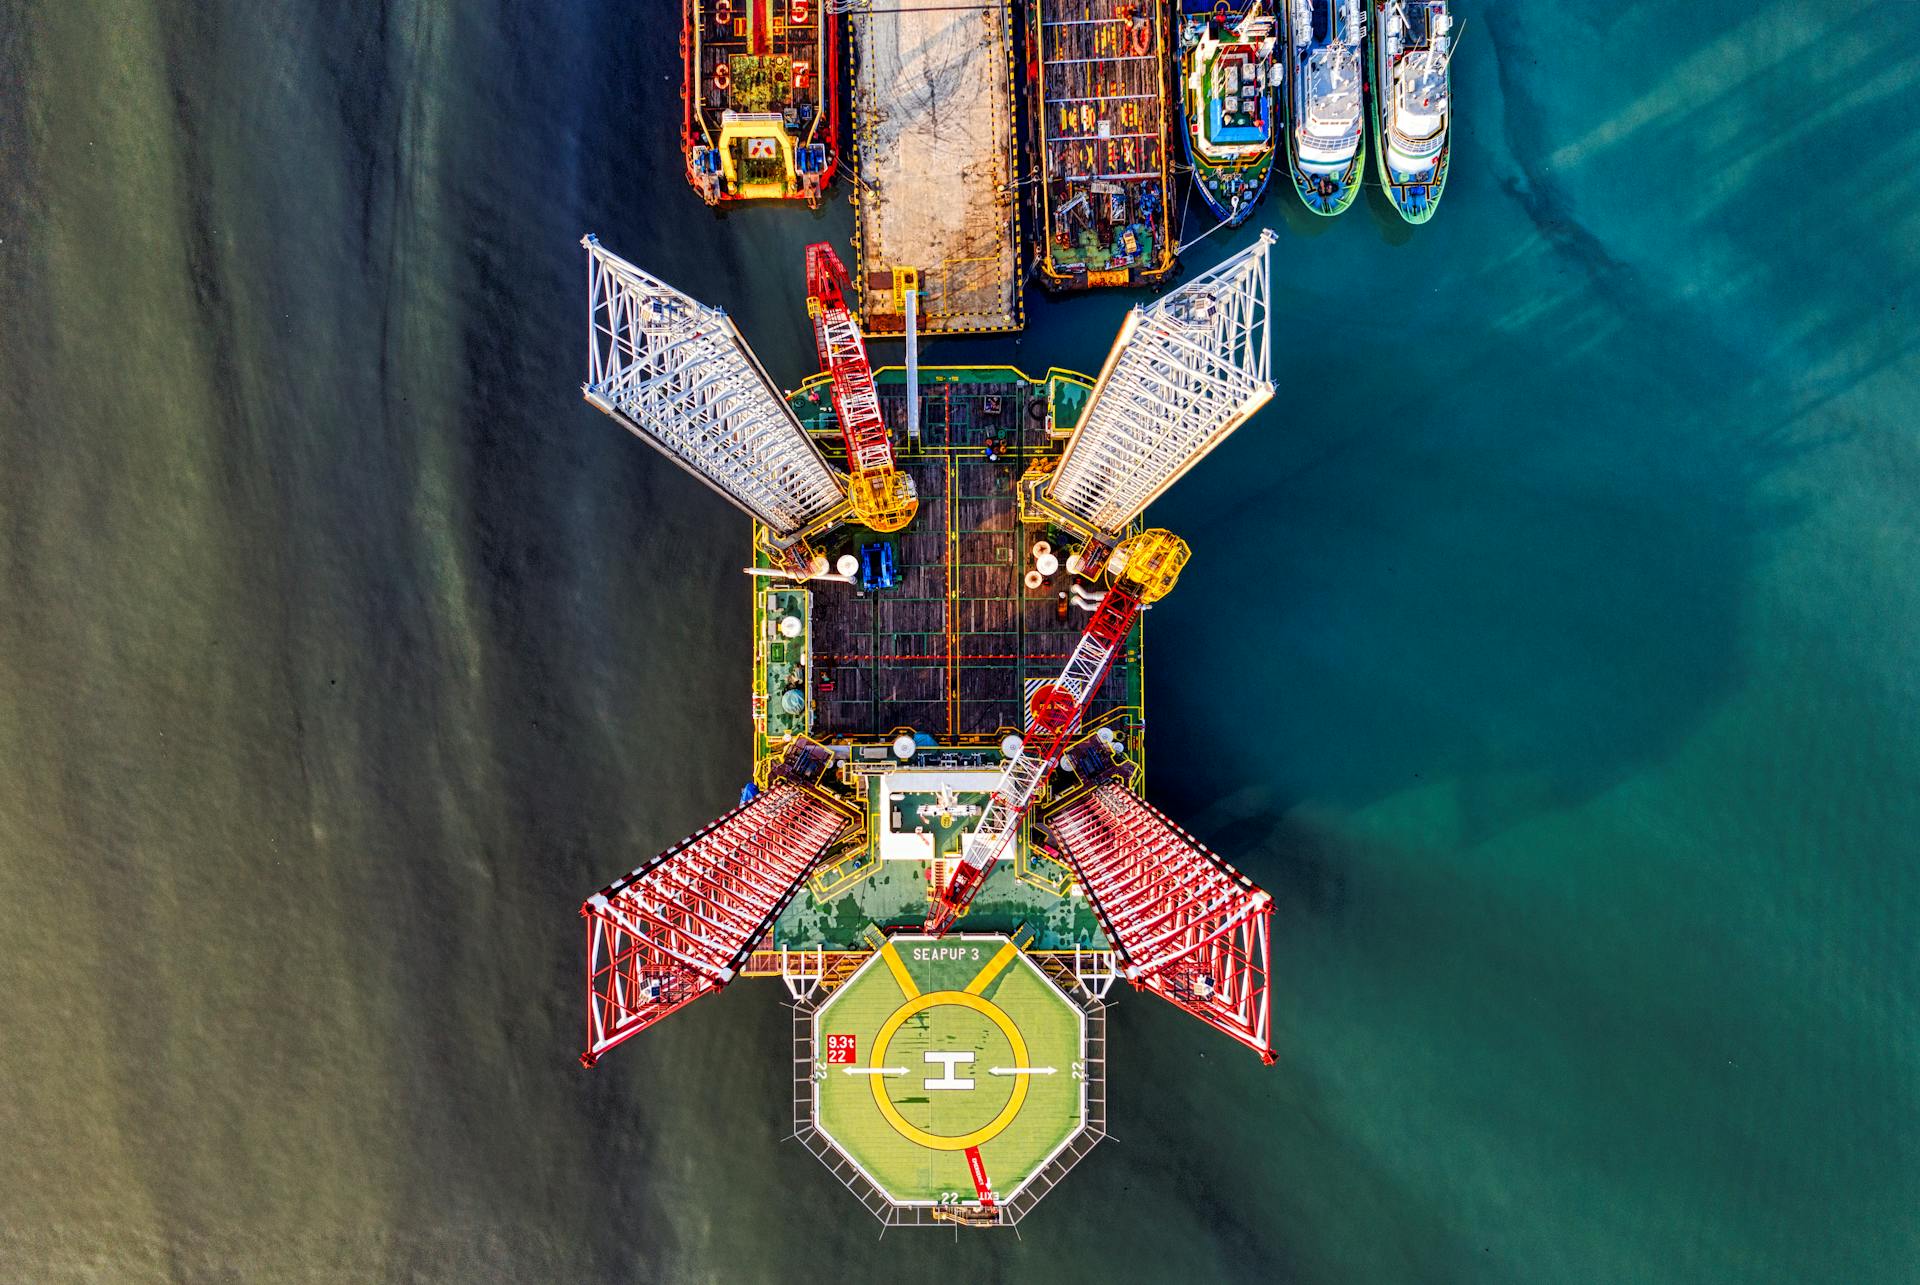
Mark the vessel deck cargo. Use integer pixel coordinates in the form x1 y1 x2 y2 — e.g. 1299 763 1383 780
851 2 1021 333
682 0 839 204
1029 0 1176 290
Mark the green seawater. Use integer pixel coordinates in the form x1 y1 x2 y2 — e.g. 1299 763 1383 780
1 1 1915 1280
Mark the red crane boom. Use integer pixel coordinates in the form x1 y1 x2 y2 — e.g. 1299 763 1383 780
925 529 1189 935
805 243 915 532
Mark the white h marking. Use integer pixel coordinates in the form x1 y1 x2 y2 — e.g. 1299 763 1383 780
923 1051 975 1090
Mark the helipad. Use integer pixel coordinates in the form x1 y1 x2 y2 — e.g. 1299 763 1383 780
796 935 1106 1225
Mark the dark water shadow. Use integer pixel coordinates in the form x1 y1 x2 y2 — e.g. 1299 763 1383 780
1142 2 1910 876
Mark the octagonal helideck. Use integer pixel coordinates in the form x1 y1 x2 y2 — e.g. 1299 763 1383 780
811 936 1089 1212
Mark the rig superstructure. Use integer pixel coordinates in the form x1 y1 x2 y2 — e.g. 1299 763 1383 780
576 231 1279 1227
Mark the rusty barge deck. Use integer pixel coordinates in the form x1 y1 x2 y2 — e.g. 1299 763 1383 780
850 2 1022 334
1030 0 1177 289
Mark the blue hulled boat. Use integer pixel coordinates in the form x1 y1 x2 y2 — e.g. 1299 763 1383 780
1177 1 1280 226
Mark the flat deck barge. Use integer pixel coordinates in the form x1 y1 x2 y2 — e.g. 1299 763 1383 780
1030 0 1177 290
683 0 839 204
850 3 1022 333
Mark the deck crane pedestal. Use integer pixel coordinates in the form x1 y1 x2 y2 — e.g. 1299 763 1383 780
806 243 917 532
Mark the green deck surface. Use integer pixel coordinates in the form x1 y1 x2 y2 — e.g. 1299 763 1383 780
773 851 1105 950
1049 377 1090 437
814 939 1084 1204
760 588 810 740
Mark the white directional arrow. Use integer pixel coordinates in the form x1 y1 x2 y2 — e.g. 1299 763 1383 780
839 1066 909 1076
987 1066 1058 1076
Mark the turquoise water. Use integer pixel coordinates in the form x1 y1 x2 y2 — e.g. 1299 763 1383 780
2 1 1916 1279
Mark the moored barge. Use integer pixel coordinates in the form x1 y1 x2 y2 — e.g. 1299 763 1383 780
851 0 1022 335
1030 0 1177 291
683 0 839 205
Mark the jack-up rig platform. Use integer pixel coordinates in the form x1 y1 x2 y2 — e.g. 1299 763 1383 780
577 230 1278 1227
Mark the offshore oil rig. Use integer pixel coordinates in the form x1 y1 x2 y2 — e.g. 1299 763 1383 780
576 229 1277 1228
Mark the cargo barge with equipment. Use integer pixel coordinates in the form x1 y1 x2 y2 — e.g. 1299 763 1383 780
1030 0 1177 291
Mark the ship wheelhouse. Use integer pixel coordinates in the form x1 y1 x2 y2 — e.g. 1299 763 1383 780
1184 28 1276 164
1385 66 1447 172
1376 0 1452 180
1293 49 1362 168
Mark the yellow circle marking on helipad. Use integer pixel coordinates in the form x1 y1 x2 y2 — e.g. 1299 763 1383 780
869 989 1029 1151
